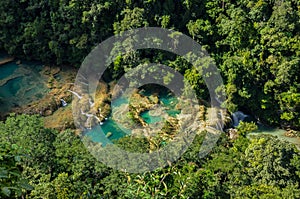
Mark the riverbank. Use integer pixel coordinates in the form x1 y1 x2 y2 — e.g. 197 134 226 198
10 65 82 130
0 57 14 65
0 53 81 124
0 54 299 149
248 125 300 150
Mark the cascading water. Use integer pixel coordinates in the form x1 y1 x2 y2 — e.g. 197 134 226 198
232 111 248 127
85 87 181 145
60 99 68 107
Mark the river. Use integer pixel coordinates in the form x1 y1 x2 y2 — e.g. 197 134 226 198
1 55 299 149
248 124 300 149
85 87 180 146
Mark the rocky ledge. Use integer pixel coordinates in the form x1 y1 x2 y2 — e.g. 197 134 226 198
284 130 300 138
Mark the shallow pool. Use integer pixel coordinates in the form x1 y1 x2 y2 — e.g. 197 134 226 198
85 86 181 145
0 57 48 115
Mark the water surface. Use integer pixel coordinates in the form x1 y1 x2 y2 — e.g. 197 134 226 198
248 124 300 149
85 86 180 144
0 56 49 115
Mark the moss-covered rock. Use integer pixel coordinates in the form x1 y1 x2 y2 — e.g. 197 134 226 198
284 130 300 138
43 105 74 131
11 66 75 117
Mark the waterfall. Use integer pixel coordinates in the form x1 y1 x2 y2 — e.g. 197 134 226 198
68 90 82 100
232 111 248 127
81 109 104 126
68 89 103 126
88 98 95 107
92 114 103 125
60 99 67 107
98 108 108 120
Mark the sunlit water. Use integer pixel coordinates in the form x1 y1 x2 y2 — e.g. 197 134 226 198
140 110 161 124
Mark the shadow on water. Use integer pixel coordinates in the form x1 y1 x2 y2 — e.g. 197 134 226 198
0 55 49 115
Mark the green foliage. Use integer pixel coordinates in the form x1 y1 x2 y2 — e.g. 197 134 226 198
0 0 300 129
228 135 300 198
0 114 57 173
0 143 33 198
115 136 149 153
0 113 299 198
113 7 148 34
0 0 299 128
0 0 300 198
237 121 258 136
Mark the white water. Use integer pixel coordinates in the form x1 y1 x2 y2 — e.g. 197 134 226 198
60 99 67 107
232 111 248 127
68 90 82 100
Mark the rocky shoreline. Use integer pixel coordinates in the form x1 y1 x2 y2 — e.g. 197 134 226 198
0 57 14 65
11 65 75 116
284 130 300 138
0 60 255 142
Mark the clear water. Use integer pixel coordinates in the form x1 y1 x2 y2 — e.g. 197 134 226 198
85 119 130 146
111 96 128 107
0 63 18 79
159 93 180 117
248 124 300 149
85 97 131 146
140 110 162 124
0 58 48 114
0 76 22 97
85 86 180 144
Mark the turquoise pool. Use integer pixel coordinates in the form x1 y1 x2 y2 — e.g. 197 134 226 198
85 85 180 145
0 56 48 115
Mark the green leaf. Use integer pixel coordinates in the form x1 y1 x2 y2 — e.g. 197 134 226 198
1 187 11 197
14 155 21 162
19 181 34 190
0 168 8 178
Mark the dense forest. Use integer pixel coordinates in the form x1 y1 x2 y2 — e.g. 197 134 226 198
1 114 300 198
0 0 300 198
1 0 299 128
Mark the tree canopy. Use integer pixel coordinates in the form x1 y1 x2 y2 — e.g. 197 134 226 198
0 0 300 198
0 0 299 128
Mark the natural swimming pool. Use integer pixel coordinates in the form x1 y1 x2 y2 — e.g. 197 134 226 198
85 86 181 146
0 55 49 115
